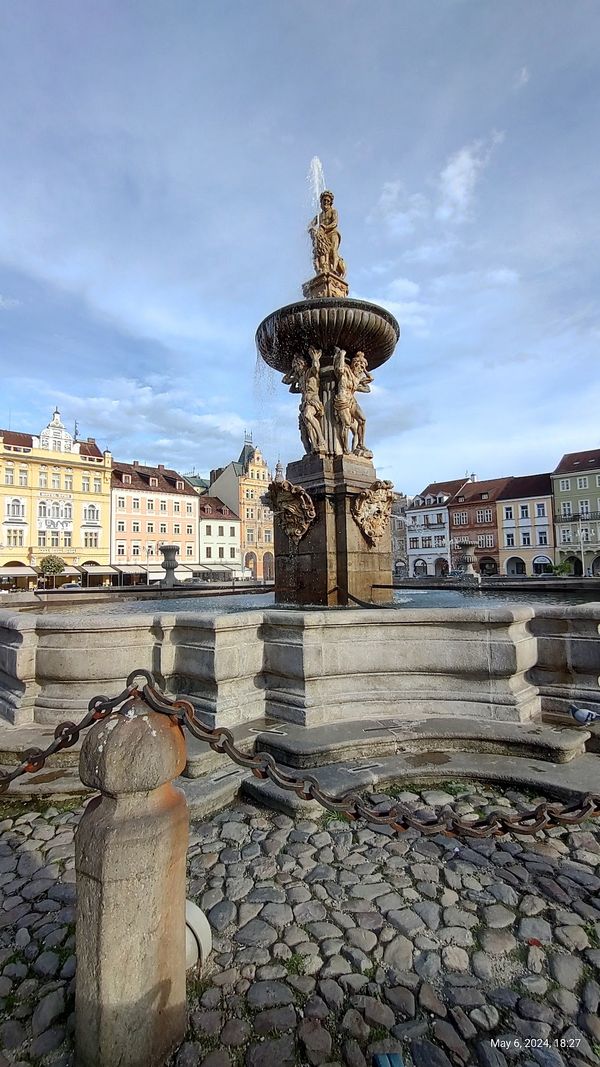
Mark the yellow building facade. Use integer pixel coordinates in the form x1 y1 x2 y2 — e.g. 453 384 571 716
0 409 112 588
209 435 274 581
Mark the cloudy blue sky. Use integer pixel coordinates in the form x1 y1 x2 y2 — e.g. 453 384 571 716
0 1 598 494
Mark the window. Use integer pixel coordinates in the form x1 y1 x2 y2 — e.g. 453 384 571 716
186 503 192 514
7 498 24 518
147 545 154 556
149 477 158 488
117 521 125 533
147 499 154 512
453 512 468 525
581 527 590 542
39 470 47 488
176 481 184 491
580 500 590 517
476 508 493 523
577 477 589 489
477 534 495 548
18 469 27 487
536 503 546 518
52 473 60 490
174 524 180 534
123 474 131 485
422 536 432 548
230 526 236 537
230 548 235 559
434 535 445 548
247 509 254 519
187 524 193 535
218 525 224 536
506 532 515 547
247 529 254 543
206 547 212 558
117 496 125 509
117 543 126 557
560 529 572 543
51 531 59 548
206 524 212 535
7 528 23 547
37 532 46 548
132 521 140 533
559 478 570 491
520 505 529 519
94 478 101 493
4 466 14 485
173 501 180 513
160 500 167 512
186 544 193 557
160 523 167 534
436 513 443 525
597 475 600 488
218 547 224 559
132 498 140 510
522 532 531 546
561 502 572 518
51 502 60 520
63 532 72 548
82 476 90 492
147 522 154 533
409 537 419 549
132 544 140 556
264 530 272 543
538 531 548 546
64 503 72 520
84 532 99 548
504 506 513 520
84 505 99 523
65 474 73 490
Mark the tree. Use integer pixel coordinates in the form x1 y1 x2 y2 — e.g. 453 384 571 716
38 555 66 588
551 560 571 577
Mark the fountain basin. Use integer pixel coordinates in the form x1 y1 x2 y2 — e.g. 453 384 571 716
255 297 399 373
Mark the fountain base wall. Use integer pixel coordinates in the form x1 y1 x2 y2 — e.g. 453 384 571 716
0 604 572 730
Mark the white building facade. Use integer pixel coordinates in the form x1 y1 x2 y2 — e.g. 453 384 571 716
406 478 470 577
198 497 243 577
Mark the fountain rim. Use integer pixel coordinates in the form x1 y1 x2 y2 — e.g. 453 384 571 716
255 295 400 372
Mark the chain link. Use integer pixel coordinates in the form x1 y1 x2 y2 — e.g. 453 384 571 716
2 671 600 841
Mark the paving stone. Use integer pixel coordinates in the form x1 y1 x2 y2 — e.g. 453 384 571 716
432 1019 470 1064
351 995 394 1029
475 1040 510 1067
0 1020 26 1049
32 950 60 977
382 934 412 971
29 1027 66 1058
298 1018 332 1065
247 980 294 1010
342 1039 367 1067
484 904 515 928
254 1006 297 1035
480 929 517 956
419 982 447 1017
245 1034 296 1066
341 1009 369 1044
470 1005 500 1031
32 987 65 1036
384 985 415 1017
410 1038 453 1067
234 919 278 947
176 1042 203 1067
191 1011 222 1037
345 928 377 953
442 946 470 971
517 918 553 943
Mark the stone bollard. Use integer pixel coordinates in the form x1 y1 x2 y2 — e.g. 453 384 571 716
75 703 188 1067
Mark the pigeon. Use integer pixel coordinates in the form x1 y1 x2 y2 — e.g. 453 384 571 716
569 704 600 726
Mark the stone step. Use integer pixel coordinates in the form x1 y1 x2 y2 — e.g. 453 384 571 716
253 716 589 768
0 760 89 799
543 710 600 753
179 767 250 820
242 749 600 818
182 717 287 779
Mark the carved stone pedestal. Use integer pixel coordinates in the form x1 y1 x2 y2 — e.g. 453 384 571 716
273 454 393 606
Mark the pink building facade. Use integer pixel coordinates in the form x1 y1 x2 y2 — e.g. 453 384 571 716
111 461 199 579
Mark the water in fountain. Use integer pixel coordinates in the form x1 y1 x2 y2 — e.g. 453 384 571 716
308 156 326 210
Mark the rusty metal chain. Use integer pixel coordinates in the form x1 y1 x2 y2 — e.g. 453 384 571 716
2 669 600 841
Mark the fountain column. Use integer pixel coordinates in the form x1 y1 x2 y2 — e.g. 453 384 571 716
257 189 400 606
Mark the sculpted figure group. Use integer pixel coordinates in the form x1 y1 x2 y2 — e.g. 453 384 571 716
283 346 373 459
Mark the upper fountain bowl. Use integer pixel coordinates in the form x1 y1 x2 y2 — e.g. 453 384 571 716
255 297 400 374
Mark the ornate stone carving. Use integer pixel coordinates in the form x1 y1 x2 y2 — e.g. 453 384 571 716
282 347 327 456
333 347 374 458
351 480 395 547
303 190 349 299
267 479 316 544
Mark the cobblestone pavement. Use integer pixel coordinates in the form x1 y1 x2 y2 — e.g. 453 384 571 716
1 783 600 1066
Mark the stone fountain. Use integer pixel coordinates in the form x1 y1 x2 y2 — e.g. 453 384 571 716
257 190 399 606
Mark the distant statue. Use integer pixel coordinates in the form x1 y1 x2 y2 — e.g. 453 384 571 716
332 347 373 458
309 191 346 278
282 347 327 455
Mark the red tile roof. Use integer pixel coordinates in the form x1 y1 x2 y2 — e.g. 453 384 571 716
553 450 600 475
448 477 512 505
497 474 553 500
112 461 197 497
198 496 239 520
0 430 34 447
415 478 469 501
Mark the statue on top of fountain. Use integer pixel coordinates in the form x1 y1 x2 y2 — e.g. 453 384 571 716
303 190 349 300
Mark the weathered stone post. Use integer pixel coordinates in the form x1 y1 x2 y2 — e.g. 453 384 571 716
75 705 188 1067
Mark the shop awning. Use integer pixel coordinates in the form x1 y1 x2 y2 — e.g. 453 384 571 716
60 566 82 576
80 565 118 575
114 564 148 575
0 566 38 577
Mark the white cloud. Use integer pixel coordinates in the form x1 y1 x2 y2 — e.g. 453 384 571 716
514 66 530 90
387 276 420 299
431 267 519 293
370 181 429 237
436 132 505 223
0 295 19 310
403 239 457 265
